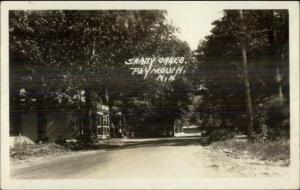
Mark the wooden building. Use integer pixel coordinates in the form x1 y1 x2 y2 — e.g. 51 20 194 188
10 103 111 142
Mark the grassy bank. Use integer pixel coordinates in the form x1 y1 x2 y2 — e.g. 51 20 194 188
10 142 71 160
10 138 111 161
210 137 290 165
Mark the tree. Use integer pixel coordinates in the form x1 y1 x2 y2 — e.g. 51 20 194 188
9 10 193 138
238 10 254 139
194 10 289 139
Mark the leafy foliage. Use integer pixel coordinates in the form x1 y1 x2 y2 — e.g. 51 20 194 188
194 10 289 137
10 10 193 133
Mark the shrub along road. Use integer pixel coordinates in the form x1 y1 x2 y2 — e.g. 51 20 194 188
10 137 289 179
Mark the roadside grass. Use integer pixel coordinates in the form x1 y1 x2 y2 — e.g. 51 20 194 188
10 142 71 160
10 138 111 161
210 137 290 165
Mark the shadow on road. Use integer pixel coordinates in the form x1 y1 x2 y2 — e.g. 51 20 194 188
88 137 210 151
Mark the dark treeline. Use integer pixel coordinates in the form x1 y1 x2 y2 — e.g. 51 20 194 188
9 10 192 138
192 10 289 140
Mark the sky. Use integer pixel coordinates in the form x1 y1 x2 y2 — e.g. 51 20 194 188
165 7 224 50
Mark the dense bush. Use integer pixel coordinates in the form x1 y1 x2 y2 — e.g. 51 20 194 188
211 137 290 164
205 128 236 143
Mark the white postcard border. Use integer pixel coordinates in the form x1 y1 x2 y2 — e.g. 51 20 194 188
1 1 299 189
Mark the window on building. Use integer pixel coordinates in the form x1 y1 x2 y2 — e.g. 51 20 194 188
97 115 102 125
66 112 77 129
103 114 107 125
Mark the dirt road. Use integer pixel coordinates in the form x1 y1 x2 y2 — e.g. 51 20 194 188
10 137 289 179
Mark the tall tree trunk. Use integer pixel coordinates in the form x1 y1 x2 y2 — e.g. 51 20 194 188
275 51 284 104
239 10 254 140
276 64 283 100
104 87 109 105
241 42 254 139
273 10 284 104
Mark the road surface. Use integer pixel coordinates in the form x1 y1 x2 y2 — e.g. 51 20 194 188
10 137 289 179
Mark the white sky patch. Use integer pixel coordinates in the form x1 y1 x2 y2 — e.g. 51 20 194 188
165 7 224 50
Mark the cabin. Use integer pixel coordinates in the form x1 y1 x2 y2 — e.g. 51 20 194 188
10 110 80 142
10 103 111 142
